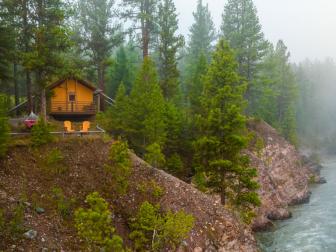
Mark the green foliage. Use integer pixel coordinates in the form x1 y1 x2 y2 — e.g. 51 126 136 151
8 202 25 236
166 153 184 174
194 39 260 222
255 41 298 145
104 140 132 195
107 45 139 98
74 192 124 251
128 57 167 153
129 201 194 251
137 180 165 200
144 143 166 169
0 95 9 158
45 149 67 175
157 0 184 100
31 119 53 147
222 0 269 111
102 83 131 137
51 187 75 219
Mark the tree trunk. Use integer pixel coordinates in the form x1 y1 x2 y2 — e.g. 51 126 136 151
41 88 47 121
141 0 149 58
97 64 105 111
23 0 33 113
220 190 226 205
13 63 19 107
26 72 33 112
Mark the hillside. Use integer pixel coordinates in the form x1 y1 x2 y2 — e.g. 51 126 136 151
0 137 257 251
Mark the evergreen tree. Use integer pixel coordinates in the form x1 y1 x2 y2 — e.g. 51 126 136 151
184 0 215 111
157 0 184 101
128 57 166 154
255 40 298 144
121 0 159 58
105 83 131 137
194 40 260 222
221 0 268 111
187 0 216 63
187 53 208 114
78 0 123 98
107 45 138 98
22 0 71 120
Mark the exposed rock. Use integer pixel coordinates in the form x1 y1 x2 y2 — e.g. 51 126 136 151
35 207 45 214
23 230 37 240
248 120 319 231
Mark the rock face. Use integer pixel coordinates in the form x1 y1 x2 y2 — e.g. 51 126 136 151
248 121 315 231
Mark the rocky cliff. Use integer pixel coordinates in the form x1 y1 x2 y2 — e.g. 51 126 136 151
248 120 318 231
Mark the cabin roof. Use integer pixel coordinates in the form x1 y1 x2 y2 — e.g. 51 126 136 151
47 78 97 91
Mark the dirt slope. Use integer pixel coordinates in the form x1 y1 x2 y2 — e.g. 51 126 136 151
0 138 258 251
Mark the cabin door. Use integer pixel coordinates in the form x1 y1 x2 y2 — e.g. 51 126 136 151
68 92 76 112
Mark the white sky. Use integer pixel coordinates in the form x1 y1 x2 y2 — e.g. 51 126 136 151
174 0 336 63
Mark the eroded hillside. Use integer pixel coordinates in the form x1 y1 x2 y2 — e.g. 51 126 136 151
0 138 257 251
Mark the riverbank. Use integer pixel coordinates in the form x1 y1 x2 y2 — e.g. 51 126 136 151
256 159 334 252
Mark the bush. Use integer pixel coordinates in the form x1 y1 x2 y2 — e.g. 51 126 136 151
129 201 194 251
0 95 9 158
51 187 75 219
144 143 165 169
104 140 132 195
8 203 25 237
74 192 124 251
166 153 184 174
45 149 67 175
31 119 53 147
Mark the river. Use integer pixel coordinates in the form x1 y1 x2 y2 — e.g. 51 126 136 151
256 160 336 252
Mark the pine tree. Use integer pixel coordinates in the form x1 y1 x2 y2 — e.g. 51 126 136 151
107 45 138 98
194 39 260 223
183 0 215 111
157 0 184 101
78 0 123 100
187 0 216 63
128 57 166 154
255 40 298 144
22 0 71 120
221 0 269 111
106 83 131 137
121 0 159 58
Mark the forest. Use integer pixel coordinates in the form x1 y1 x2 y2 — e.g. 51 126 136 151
0 0 333 250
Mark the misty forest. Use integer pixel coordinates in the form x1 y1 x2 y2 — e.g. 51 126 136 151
0 0 334 251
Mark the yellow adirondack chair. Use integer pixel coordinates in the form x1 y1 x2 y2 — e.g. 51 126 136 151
80 121 90 134
64 121 75 133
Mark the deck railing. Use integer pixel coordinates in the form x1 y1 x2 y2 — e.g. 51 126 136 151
49 101 96 114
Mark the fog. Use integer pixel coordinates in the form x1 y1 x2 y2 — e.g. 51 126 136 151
175 0 336 62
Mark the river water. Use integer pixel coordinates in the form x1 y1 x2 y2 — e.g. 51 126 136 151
256 160 336 252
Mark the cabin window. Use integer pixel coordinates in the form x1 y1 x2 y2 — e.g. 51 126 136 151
68 93 76 102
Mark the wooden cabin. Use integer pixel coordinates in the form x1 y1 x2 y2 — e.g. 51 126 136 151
48 78 98 117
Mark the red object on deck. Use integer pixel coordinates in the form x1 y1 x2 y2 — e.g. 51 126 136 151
24 119 37 128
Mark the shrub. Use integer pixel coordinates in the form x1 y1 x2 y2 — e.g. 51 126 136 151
137 180 165 200
104 141 132 195
51 187 75 219
129 201 194 251
166 153 184 174
8 203 25 237
74 192 124 251
45 149 67 175
144 143 165 169
31 119 53 147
